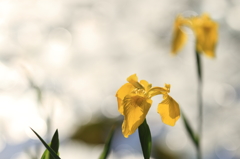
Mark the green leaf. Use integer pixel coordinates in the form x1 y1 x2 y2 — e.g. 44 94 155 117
30 128 61 159
99 125 116 159
138 119 152 159
50 129 59 157
41 149 49 159
41 130 59 159
181 111 199 149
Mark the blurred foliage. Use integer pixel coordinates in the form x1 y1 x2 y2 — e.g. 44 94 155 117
71 117 118 144
99 125 116 159
152 144 178 159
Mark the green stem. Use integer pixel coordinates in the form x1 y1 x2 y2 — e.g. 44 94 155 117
195 51 202 159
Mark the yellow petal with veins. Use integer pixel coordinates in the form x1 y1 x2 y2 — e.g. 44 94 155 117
122 95 152 138
116 83 135 115
127 74 138 83
148 87 168 98
127 74 143 89
157 95 180 126
140 80 152 92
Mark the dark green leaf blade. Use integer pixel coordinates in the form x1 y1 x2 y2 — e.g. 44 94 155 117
50 129 59 159
138 119 152 159
99 125 116 159
41 130 59 159
181 111 199 149
30 128 61 159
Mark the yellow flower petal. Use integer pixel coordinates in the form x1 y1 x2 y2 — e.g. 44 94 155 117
201 20 218 58
147 87 169 98
171 16 188 54
122 95 152 138
164 84 171 92
127 74 144 89
140 80 152 92
191 14 218 58
116 83 135 115
127 74 138 83
157 95 180 126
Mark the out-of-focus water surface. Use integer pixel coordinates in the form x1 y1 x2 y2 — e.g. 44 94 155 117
0 0 240 158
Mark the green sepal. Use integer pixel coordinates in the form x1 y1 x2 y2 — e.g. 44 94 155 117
138 119 152 159
99 125 116 159
30 128 61 159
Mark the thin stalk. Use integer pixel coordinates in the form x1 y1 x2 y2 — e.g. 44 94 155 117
195 51 202 159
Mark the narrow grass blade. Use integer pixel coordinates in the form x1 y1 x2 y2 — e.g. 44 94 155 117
99 125 116 159
50 129 59 157
30 128 61 159
181 111 199 149
138 119 152 159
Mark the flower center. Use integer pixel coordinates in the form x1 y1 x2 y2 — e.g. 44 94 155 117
132 88 146 96
135 96 145 106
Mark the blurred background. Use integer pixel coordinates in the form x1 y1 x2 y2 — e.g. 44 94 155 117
0 0 240 158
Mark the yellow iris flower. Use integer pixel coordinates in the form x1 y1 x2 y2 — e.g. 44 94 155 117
116 74 180 138
171 14 218 58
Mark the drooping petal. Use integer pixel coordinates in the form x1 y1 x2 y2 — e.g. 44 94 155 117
147 87 168 98
127 74 144 89
116 83 135 115
157 95 180 126
122 95 152 138
140 80 152 92
171 16 188 54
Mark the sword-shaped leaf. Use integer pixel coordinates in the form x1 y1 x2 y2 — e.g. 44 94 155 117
30 128 60 159
181 111 199 149
138 119 152 159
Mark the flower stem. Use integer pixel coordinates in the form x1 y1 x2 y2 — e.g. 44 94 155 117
195 51 202 159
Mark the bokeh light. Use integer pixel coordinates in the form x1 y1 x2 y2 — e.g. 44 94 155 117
166 129 187 151
213 83 236 107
